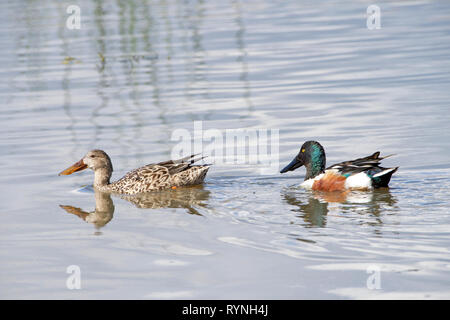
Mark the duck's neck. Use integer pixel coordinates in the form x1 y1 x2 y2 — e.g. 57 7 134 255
94 167 112 188
305 162 324 180
305 146 326 180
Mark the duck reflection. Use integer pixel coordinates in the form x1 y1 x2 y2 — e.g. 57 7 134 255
60 189 114 230
283 194 328 227
282 188 397 228
118 185 210 215
60 186 210 230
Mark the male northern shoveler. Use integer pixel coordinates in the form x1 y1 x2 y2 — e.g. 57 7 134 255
280 141 398 191
59 150 210 195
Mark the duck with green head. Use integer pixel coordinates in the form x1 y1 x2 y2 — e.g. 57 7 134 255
280 141 398 191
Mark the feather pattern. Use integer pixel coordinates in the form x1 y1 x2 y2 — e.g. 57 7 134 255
327 152 394 173
59 150 210 195
280 141 398 191
104 155 210 194
322 152 398 189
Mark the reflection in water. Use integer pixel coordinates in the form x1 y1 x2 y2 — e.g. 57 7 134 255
282 188 397 228
232 0 254 114
283 193 328 227
60 186 210 230
92 0 109 147
3 0 450 299
59 6 80 155
119 185 210 215
44 0 258 158
335 188 399 228
60 189 115 231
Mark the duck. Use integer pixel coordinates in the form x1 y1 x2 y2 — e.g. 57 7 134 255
280 141 398 191
59 150 210 195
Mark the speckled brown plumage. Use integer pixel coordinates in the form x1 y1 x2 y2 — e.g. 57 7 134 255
59 150 210 195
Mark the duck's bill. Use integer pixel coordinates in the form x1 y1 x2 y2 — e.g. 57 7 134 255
280 157 303 173
58 159 87 176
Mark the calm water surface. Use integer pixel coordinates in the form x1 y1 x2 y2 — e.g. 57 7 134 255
1 0 450 299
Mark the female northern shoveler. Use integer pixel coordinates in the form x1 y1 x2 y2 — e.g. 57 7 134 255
59 150 210 195
280 141 398 191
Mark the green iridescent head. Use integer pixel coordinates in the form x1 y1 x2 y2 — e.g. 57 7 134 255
280 141 326 180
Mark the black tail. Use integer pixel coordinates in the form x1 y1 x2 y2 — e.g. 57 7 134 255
371 167 399 188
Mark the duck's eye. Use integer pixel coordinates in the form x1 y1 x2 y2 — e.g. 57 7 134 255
301 149 305 153
90 155 96 158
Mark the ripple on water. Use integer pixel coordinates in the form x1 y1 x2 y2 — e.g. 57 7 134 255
1 0 450 299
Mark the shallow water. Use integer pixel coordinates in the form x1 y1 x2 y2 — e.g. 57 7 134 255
1 0 450 299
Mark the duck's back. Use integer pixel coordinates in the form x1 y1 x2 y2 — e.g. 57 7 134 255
109 155 210 194
327 152 398 189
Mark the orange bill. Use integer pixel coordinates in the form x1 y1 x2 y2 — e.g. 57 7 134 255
58 159 88 176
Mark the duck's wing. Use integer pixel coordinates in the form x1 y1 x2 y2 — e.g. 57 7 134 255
327 152 395 176
120 154 207 179
156 154 208 175
111 155 209 194
326 152 398 188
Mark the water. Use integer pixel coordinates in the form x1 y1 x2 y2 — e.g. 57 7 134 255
1 0 450 299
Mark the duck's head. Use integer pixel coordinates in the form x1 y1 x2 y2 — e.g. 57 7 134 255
280 141 326 180
59 150 113 175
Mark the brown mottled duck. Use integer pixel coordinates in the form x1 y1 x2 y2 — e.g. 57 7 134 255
59 150 210 195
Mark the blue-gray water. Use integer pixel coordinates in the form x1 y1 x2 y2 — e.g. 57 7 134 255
1 0 450 299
